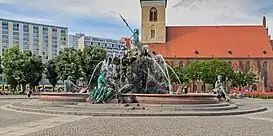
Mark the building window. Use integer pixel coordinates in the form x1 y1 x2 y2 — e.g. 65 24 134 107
263 61 268 88
23 25 29 32
23 24 29 28
52 28 57 32
244 61 250 73
179 61 184 67
151 29 155 39
13 23 19 27
149 7 157 22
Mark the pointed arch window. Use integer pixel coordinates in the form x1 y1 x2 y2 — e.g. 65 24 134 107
263 61 268 87
151 29 155 39
150 25 155 39
149 7 157 22
244 61 250 73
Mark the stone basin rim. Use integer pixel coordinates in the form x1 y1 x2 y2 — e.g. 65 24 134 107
39 92 217 97
40 92 89 95
122 93 217 97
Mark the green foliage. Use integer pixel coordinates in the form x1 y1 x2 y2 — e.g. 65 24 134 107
23 51 44 87
54 48 82 82
79 46 107 81
3 47 43 89
186 61 202 82
177 59 234 85
200 59 234 84
170 59 255 89
3 47 23 82
45 59 59 87
231 71 257 88
170 67 190 85
6 75 17 90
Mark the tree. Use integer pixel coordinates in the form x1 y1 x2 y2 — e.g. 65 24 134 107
170 67 190 85
3 47 26 85
231 71 257 90
199 59 234 85
79 46 107 82
186 61 202 84
6 75 18 92
244 72 257 86
3 47 43 91
45 59 59 89
54 48 82 82
23 51 44 88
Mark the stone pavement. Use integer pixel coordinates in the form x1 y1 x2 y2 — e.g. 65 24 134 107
0 100 54 129
0 115 88 136
6 99 267 116
0 98 273 136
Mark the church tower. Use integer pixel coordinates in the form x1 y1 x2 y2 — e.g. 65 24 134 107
140 0 167 44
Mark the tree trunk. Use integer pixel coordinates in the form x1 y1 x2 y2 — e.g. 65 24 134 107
203 82 206 93
22 83 27 94
192 81 195 93
53 85 55 92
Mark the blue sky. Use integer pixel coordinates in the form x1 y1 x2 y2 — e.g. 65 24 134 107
0 0 273 39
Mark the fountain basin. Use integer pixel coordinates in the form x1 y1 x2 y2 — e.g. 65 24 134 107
121 93 220 104
39 92 88 102
39 92 219 104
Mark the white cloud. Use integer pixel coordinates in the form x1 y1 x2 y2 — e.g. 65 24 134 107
69 27 130 40
0 10 53 23
1 0 273 38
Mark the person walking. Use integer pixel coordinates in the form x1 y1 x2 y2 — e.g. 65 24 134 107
27 87 33 99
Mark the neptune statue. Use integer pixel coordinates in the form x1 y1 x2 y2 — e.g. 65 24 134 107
131 29 141 50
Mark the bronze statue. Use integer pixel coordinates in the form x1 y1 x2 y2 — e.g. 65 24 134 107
213 75 230 101
64 76 79 93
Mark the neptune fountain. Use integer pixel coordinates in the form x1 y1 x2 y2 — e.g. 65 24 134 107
39 15 226 105
87 26 174 103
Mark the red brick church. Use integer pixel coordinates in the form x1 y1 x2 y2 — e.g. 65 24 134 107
139 0 273 91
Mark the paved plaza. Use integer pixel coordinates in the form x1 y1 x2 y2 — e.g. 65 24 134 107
0 97 273 136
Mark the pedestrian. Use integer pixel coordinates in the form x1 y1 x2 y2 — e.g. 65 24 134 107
27 87 33 99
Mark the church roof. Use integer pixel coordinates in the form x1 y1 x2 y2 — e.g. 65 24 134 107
149 25 273 58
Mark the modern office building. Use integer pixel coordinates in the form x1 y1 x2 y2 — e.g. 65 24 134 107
0 18 68 61
78 35 126 58
68 33 84 49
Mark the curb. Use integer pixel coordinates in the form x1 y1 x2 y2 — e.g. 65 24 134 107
0 97 38 99
6 103 268 117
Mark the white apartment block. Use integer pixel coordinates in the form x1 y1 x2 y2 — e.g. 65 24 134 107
0 18 68 61
68 33 84 49
78 35 126 58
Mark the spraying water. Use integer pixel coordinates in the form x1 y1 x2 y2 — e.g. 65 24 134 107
158 55 171 81
166 64 182 85
87 61 104 87
149 57 172 93
83 13 182 94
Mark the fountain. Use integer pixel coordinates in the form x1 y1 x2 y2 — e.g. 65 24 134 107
9 14 266 117
39 14 220 104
